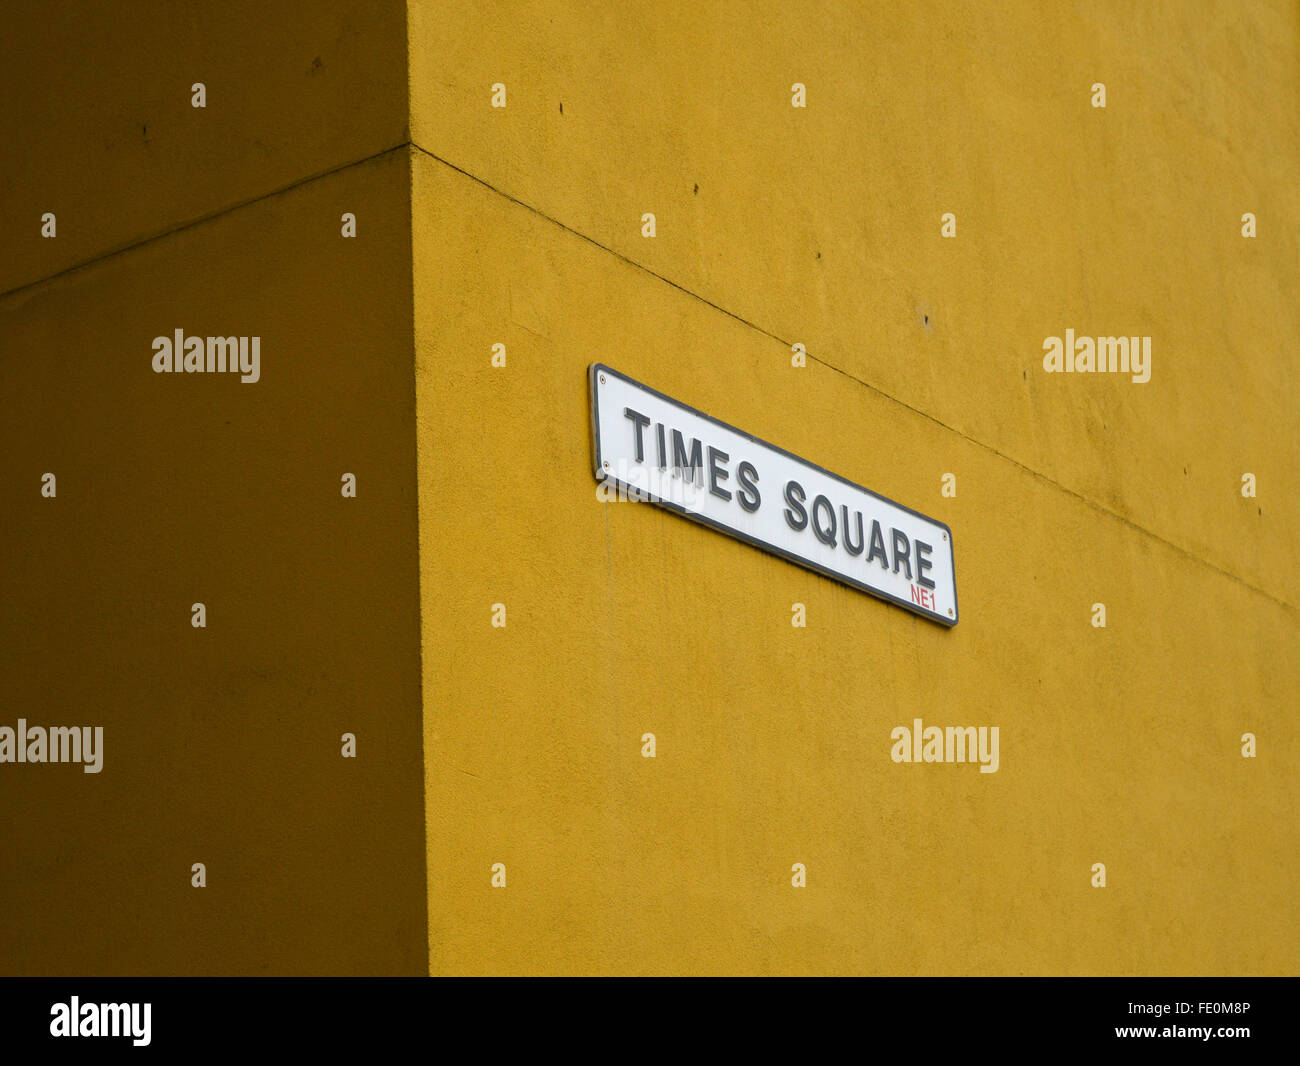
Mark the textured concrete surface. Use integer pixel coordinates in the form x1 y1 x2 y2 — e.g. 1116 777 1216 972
1 46 424 972
1 1 1294 976
410 0 1296 974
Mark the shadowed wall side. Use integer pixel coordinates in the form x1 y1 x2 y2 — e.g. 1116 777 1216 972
0 148 427 976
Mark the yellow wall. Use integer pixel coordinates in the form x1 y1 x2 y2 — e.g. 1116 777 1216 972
1 2 424 975
1 1 408 295
2 1 1295 976
410 0 1297 974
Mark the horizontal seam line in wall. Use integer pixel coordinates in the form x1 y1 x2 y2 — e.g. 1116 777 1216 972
0 141 413 302
410 140 1295 615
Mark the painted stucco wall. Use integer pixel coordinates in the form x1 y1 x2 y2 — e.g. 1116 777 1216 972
2 1 1295 977
1 2 425 975
410 0 1297 974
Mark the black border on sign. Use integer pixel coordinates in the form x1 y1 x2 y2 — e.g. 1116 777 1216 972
588 363 959 627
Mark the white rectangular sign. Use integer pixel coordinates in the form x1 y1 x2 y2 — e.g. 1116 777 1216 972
589 364 958 626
